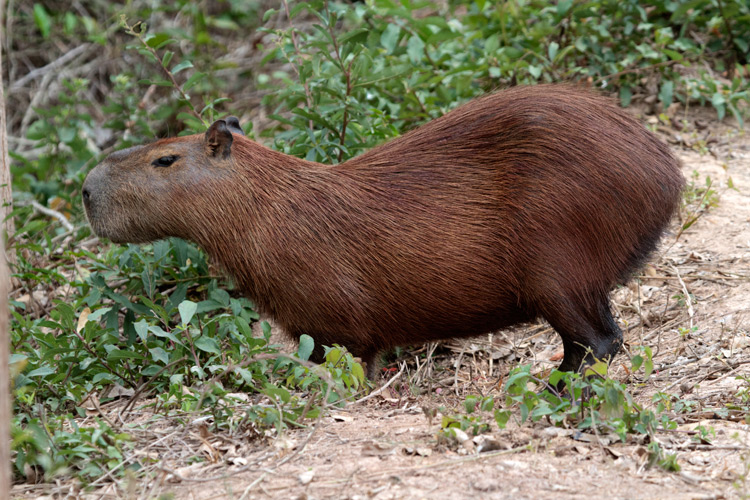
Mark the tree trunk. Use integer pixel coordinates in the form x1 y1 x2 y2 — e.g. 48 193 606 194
0 236 9 496
0 0 14 237
0 0 14 494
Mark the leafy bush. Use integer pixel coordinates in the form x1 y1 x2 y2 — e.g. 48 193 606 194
259 0 750 164
438 354 686 471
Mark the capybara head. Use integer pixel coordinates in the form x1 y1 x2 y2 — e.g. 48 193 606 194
83 118 242 244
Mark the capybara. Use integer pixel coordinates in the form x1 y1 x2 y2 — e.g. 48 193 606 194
82 85 685 377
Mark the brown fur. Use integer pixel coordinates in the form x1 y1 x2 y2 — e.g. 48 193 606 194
83 85 685 377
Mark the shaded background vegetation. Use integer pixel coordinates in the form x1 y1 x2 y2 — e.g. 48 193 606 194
4 0 749 484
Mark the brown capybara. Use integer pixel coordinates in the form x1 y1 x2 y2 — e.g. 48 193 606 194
82 85 685 378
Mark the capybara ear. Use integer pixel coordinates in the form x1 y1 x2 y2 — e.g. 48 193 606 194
225 116 245 136
205 119 233 158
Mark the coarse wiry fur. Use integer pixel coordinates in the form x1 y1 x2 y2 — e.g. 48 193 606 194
83 85 685 377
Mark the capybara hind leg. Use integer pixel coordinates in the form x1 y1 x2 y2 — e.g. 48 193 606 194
542 295 623 373
361 350 380 380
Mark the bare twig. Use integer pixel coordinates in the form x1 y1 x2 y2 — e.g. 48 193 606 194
237 472 268 500
323 0 354 163
121 356 188 416
593 58 692 87
10 43 92 93
352 362 406 405
121 18 203 123
22 200 75 232
281 0 314 131
672 265 694 329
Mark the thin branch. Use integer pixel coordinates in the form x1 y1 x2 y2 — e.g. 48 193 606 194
9 43 92 93
672 265 694 330
323 0 353 163
352 362 405 405
121 18 202 122
281 0 314 132
22 200 74 232
593 59 689 87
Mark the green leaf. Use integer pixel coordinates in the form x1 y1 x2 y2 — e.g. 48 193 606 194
264 384 291 403
171 60 194 75
711 92 726 120
351 361 365 382
209 288 230 307
183 72 206 91
406 35 425 64
557 0 573 15
261 321 272 340
150 347 169 365
178 300 197 325
59 127 76 144
528 65 542 79
87 307 111 323
64 12 77 33
711 91 726 108
325 347 343 366
27 366 55 378
485 34 499 54
235 317 252 339
134 319 149 343
380 24 400 54
149 325 180 344
145 33 174 49
495 409 510 429
107 349 145 361
338 27 369 44
464 396 477 413
33 4 52 39
643 347 654 379
93 372 117 384
354 63 411 87
584 361 609 378
263 8 277 22
548 369 566 388
547 41 559 62
194 336 221 354
162 50 174 68
480 397 495 412
662 49 683 61
297 334 314 361
631 355 643 372
620 86 632 107
659 81 673 108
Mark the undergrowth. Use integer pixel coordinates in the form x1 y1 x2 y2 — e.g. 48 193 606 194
439 353 689 472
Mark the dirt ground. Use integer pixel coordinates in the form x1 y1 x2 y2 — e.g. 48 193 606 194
11 109 750 500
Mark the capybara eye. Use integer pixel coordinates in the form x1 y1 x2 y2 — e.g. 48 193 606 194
152 155 178 167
